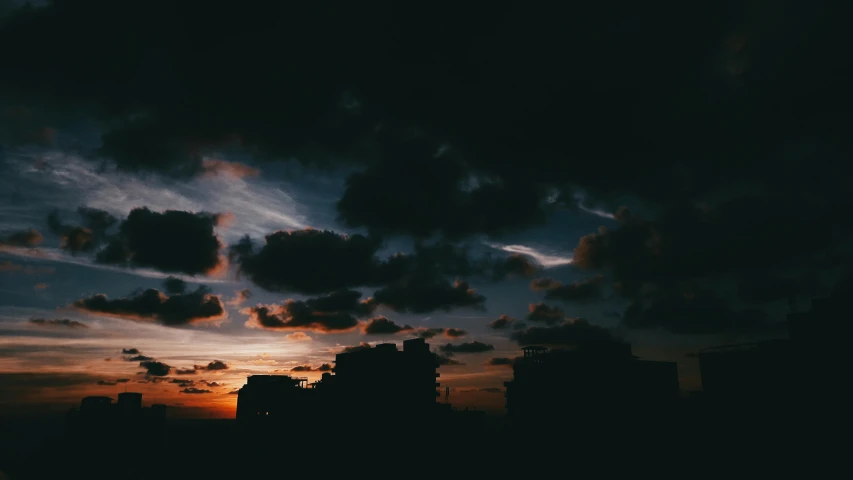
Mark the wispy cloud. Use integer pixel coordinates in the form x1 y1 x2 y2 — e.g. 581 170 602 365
0 245 232 283
0 151 313 245
578 204 615 220
486 243 573 268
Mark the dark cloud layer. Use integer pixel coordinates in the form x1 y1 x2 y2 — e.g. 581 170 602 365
488 315 516 330
29 318 87 329
4 1 853 337
373 279 485 314
243 289 376 333
194 360 229 371
74 283 225 326
526 303 566 325
533 276 604 303
139 360 170 377
362 317 412 335
3 1 850 240
0 228 42 248
511 319 615 347
623 290 784 334
486 357 515 367
290 364 332 372
95 208 224 276
46 206 116 254
231 230 393 295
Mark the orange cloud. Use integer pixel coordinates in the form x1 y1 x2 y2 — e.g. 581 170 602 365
285 332 312 342
201 159 260 179
0 261 54 274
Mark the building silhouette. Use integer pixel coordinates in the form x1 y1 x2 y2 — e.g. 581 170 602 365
236 337 440 429
698 339 793 406
504 340 679 431
65 393 167 447
235 374 312 423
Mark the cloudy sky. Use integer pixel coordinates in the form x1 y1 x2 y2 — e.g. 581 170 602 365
1 0 850 417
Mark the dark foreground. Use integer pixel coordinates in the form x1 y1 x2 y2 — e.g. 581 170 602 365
0 405 838 479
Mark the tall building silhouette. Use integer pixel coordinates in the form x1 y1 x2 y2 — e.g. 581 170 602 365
698 339 792 405
235 337 440 428
504 340 679 430
331 337 439 418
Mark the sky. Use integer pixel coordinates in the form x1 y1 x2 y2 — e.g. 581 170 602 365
1 0 851 418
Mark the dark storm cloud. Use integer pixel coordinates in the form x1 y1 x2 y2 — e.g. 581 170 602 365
304 289 377 317
139 361 171 376
232 231 519 312
121 348 140 355
124 355 153 362
0 228 42 247
46 206 117 254
290 365 316 372
439 341 495 354
526 303 566 325
74 285 225 326
336 131 548 238
444 328 467 338
737 273 826 305
29 318 88 329
163 276 188 294
362 317 412 335
535 276 604 303
530 278 560 291
486 357 515 367
488 314 516 330
623 290 784 334
340 343 372 354
95 208 224 276
174 368 196 375
194 360 229 371
242 289 378 333
511 319 615 347
491 254 542 281
3 1 852 300
180 388 212 394
373 278 485 314
415 327 468 339
231 230 394 295
5 3 843 240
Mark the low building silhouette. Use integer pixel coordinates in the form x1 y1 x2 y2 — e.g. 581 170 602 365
698 339 793 405
235 374 313 423
236 337 440 429
65 393 167 447
504 340 679 431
